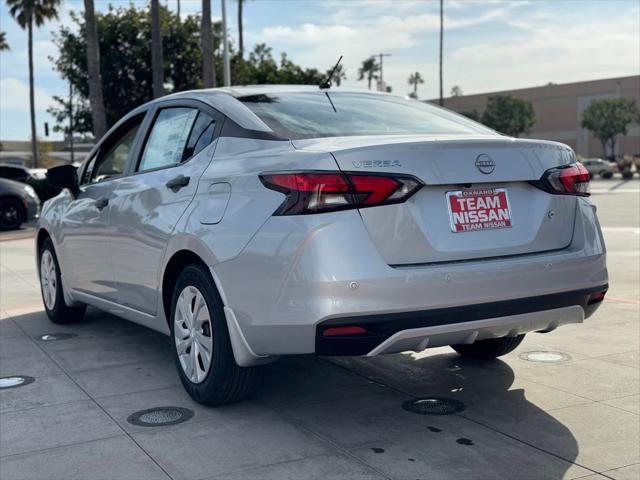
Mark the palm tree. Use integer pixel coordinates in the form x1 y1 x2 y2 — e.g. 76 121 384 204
201 0 215 87
329 64 346 86
0 31 9 51
237 0 244 58
150 0 164 98
439 0 444 106
83 0 107 140
357 58 379 90
408 72 424 98
6 0 61 168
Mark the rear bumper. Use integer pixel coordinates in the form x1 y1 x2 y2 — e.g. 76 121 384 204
213 198 608 358
315 285 607 356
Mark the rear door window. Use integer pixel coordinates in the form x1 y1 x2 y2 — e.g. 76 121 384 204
137 108 199 172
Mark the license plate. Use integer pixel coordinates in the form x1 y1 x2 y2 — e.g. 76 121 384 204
446 188 513 233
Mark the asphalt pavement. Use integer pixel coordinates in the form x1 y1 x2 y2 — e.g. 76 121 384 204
0 178 638 480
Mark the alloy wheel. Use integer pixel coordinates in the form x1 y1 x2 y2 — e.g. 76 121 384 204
0 204 20 230
40 250 57 310
174 286 214 384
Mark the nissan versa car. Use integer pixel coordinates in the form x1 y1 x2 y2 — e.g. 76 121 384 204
38 86 608 405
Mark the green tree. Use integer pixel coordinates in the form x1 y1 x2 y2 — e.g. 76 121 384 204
450 85 463 97
48 5 325 135
481 95 535 137
581 98 639 160
0 31 9 51
407 71 424 98
358 57 379 90
6 0 62 168
460 109 480 121
328 63 346 87
83 0 107 139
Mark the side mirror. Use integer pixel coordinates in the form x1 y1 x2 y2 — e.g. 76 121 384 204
46 164 80 197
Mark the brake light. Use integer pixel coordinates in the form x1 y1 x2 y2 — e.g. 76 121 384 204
259 171 422 215
540 163 590 196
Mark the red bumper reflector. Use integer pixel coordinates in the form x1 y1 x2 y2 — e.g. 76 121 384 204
587 290 607 304
322 326 367 337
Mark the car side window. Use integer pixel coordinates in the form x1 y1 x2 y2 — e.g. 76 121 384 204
137 108 199 172
85 116 144 184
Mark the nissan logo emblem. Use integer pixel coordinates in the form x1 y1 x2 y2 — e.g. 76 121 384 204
475 154 495 174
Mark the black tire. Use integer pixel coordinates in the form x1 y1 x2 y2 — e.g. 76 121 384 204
170 264 258 406
0 197 25 231
38 237 86 324
600 170 613 179
451 334 525 360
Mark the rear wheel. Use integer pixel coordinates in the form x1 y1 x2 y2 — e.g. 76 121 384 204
451 334 525 359
170 264 258 406
600 170 613 179
0 197 25 231
39 238 86 324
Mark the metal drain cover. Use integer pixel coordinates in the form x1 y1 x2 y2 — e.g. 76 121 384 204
0 376 35 389
402 397 465 415
38 333 77 342
127 407 194 427
519 351 571 363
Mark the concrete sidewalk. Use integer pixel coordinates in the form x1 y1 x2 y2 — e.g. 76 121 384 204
0 184 638 480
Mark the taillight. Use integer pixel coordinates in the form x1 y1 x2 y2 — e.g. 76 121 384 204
539 163 591 196
260 171 422 215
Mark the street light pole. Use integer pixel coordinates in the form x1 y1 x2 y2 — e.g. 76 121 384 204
221 0 231 86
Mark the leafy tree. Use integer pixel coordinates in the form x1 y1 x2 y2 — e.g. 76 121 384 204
328 63 346 86
358 57 379 90
84 0 107 139
407 71 424 98
581 98 639 159
0 31 9 51
450 85 463 97
7 0 62 168
460 109 480 121
49 5 325 135
481 95 535 137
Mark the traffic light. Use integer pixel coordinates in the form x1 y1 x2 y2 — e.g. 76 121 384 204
44 122 49 137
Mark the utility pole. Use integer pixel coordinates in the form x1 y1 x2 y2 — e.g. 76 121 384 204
69 82 74 164
439 0 444 106
374 53 391 91
221 0 231 86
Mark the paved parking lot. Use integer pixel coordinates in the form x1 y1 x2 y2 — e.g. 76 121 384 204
0 179 638 480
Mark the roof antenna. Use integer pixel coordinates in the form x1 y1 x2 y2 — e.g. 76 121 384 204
319 55 343 90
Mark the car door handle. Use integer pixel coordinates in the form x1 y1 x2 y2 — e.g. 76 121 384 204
166 175 190 191
95 197 109 210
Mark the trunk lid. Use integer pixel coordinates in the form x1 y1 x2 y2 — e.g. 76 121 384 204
293 135 578 265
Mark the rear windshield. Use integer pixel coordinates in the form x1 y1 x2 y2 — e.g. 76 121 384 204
238 92 494 140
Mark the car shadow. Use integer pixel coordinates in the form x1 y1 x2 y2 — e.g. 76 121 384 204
3 309 580 479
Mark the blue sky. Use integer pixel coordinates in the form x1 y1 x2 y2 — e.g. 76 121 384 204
1 0 639 140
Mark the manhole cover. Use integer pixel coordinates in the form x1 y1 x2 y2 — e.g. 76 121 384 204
519 351 571 363
127 407 194 427
38 333 77 342
0 376 35 389
402 397 465 415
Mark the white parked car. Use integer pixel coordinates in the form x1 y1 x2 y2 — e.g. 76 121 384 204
581 158 617 178
38 86 608 405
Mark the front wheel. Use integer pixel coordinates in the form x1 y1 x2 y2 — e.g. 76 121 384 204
451 334 525 359
39 238 86 324
170 264 258 406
